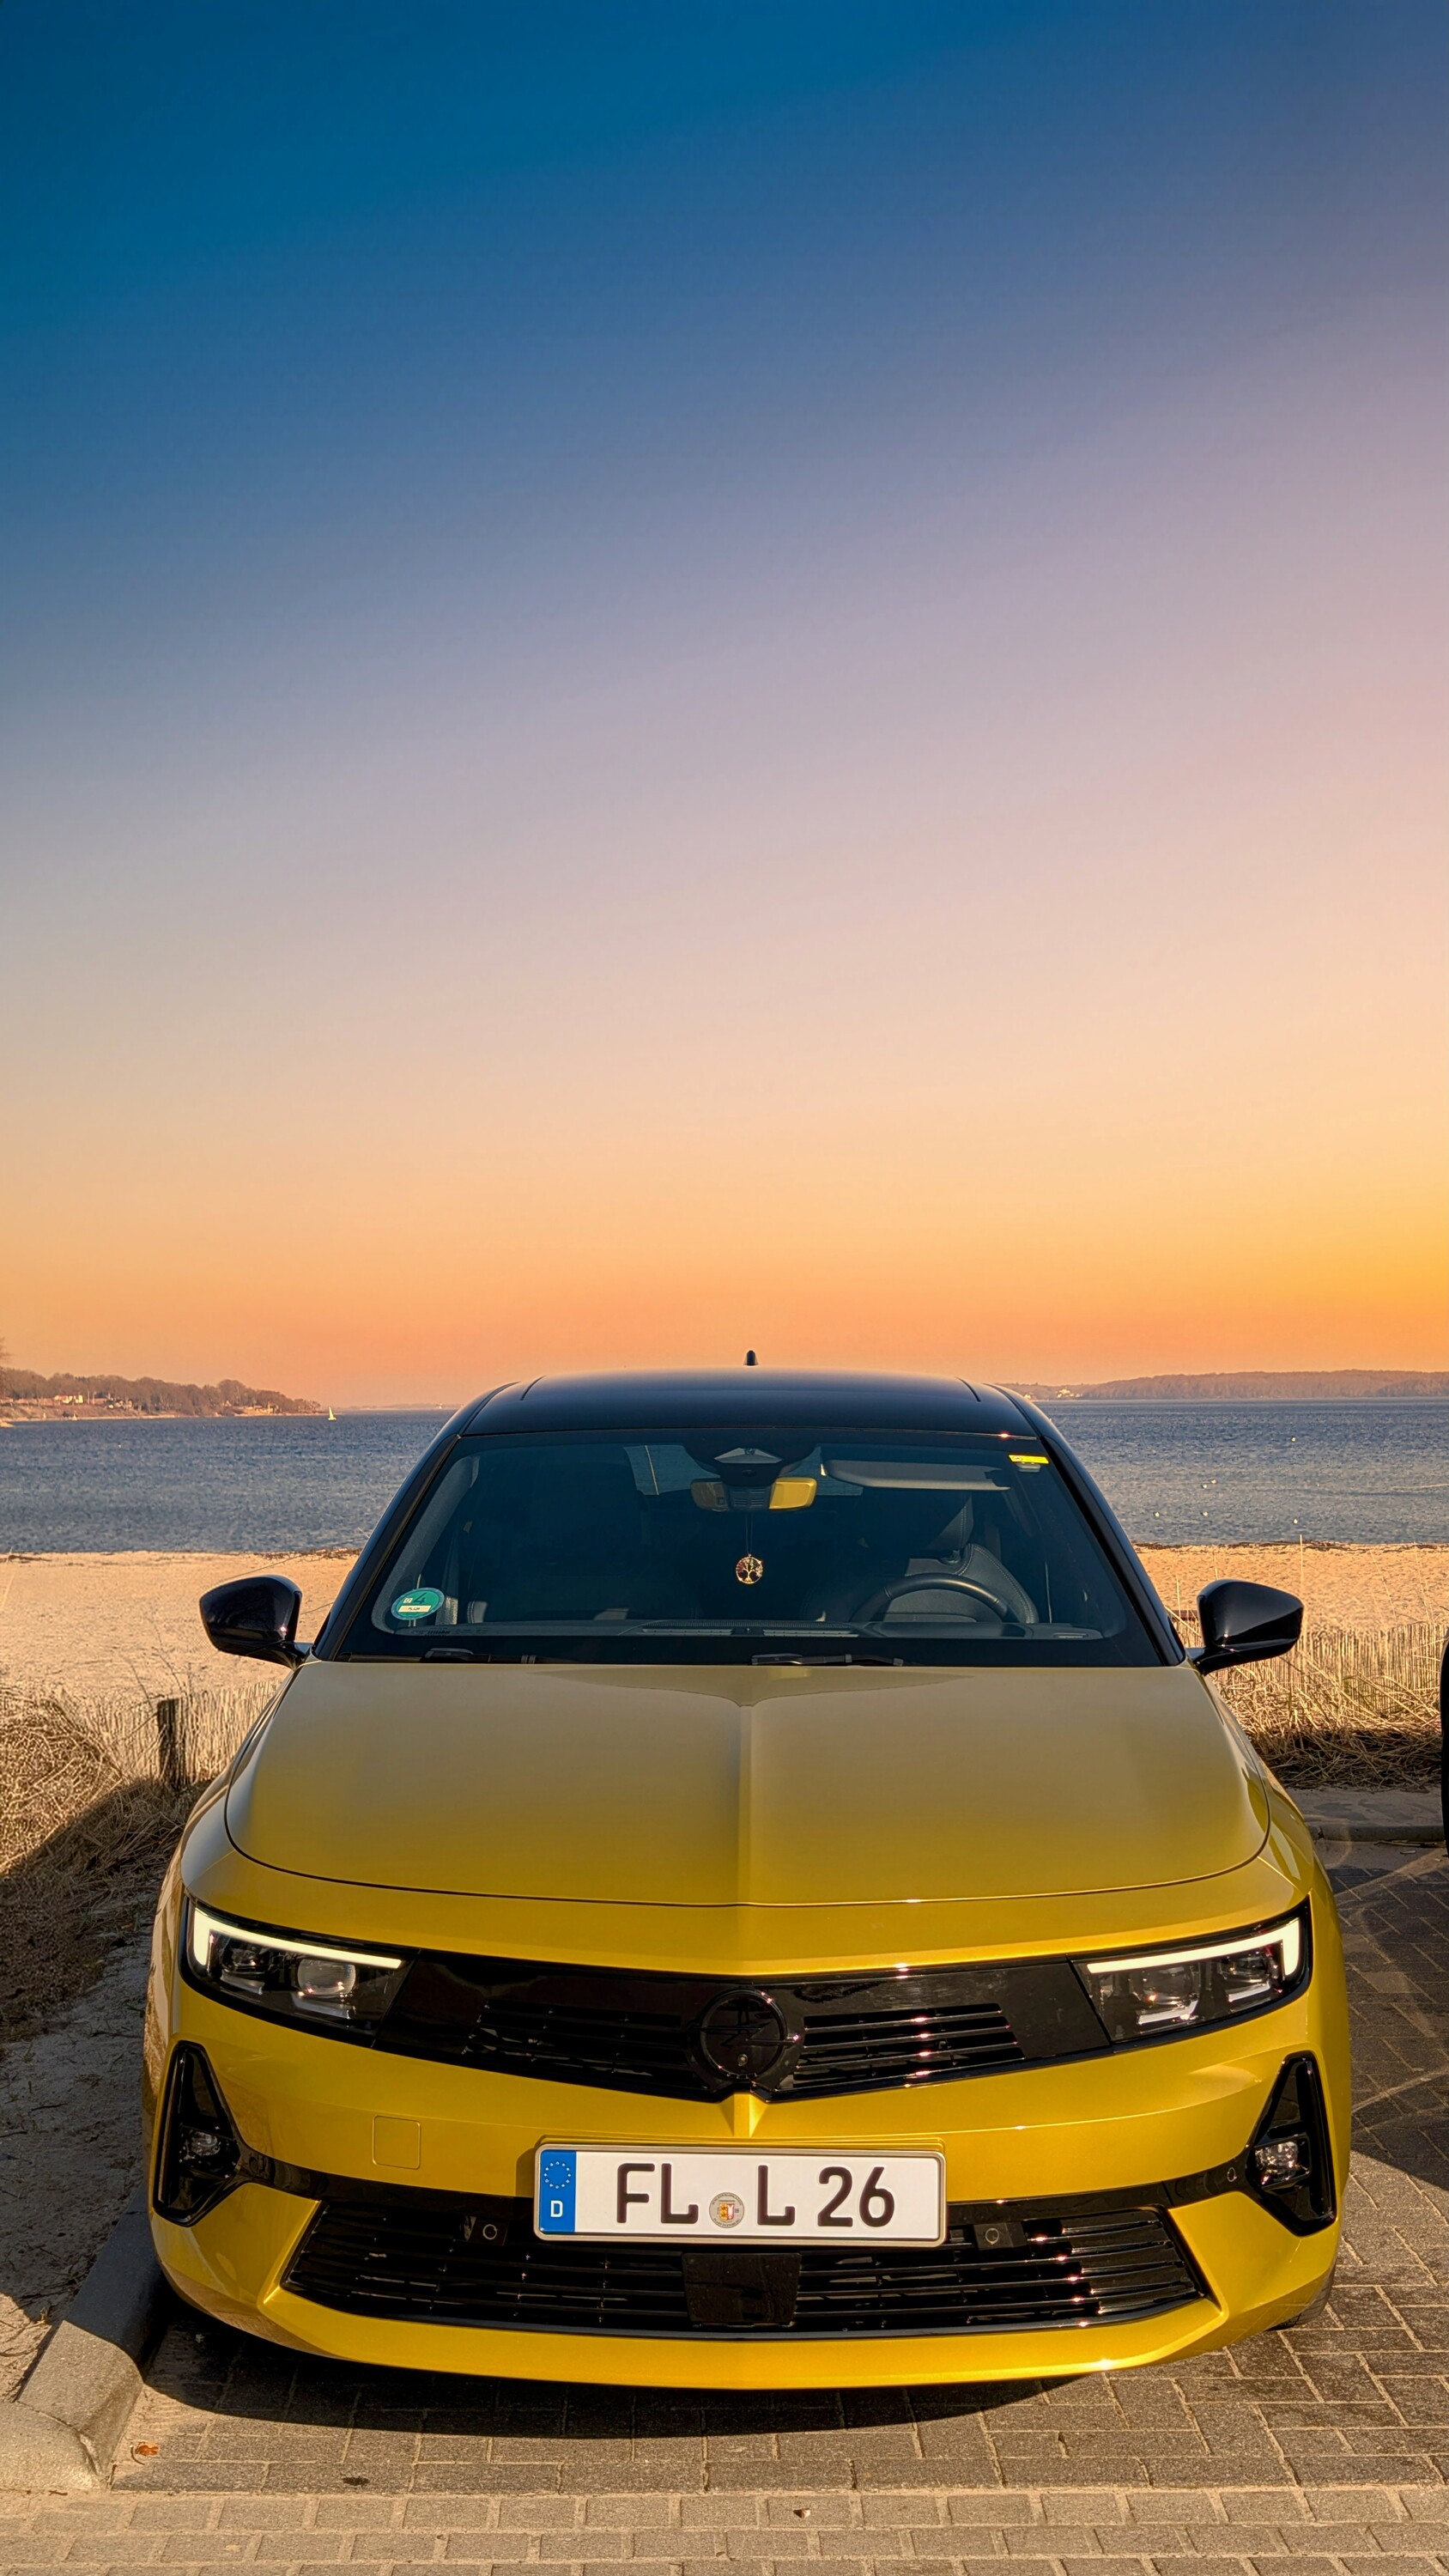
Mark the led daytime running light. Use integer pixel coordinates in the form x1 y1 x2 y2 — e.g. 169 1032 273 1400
188 1903 403 1977
1085 1917 1300 1980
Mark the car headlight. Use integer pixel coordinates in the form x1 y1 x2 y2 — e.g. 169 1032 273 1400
1076 1910 1308 2045
184 1900 409 2037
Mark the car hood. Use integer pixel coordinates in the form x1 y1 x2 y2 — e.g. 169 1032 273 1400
224 1660 1267 1906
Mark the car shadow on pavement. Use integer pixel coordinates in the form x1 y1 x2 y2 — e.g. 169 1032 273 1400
1334 1846 1449 2199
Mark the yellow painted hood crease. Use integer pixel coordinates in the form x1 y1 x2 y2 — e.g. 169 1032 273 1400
224 1659 1266 1905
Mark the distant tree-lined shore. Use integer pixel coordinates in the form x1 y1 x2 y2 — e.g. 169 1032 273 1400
1014 1370 1448 1401
0 1368 321 1417
2 1361 1441 1423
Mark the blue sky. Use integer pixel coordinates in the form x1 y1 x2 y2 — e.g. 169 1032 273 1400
7 3 1438 701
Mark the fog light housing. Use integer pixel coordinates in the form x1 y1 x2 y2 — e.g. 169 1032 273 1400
1249 2055 1335 2233
1254 2136 1307 2188
155 2044 243 2224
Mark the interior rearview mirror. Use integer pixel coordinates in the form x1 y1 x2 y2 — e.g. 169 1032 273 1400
1193 1578 1302 1676
200 1574 306 1668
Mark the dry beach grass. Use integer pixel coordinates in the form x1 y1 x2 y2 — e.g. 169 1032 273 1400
1137 1540 1446 1789
0 1678 282 2393
1210 1620 1443 1786
0 1679 277 2049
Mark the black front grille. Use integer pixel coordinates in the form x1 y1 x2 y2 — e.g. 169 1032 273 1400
796 1992 1017 2093
470 1996 710 2091
378 1957 1107 2101
285 2196 1199 2337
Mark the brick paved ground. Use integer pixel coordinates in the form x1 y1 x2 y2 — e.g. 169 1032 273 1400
0 2478 1445 2576
2 1850 1443 2573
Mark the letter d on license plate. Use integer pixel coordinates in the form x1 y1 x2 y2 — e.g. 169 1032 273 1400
536 2148 945 2244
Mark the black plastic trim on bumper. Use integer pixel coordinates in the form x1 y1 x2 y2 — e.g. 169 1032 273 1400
1247 2052 1337 2235
282 2194 1209 2340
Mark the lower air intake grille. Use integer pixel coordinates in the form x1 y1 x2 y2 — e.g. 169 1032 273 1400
285 2197 1200 2337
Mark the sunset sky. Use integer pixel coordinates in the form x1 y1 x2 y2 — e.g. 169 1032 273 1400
3 3 1444 1406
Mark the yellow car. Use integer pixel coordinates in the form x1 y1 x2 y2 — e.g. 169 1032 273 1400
145 1369 1347 2390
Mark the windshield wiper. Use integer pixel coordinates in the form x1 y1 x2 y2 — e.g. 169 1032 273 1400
752 1651 903 1667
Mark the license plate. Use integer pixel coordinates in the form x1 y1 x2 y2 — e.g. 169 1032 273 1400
535 2148 945 2244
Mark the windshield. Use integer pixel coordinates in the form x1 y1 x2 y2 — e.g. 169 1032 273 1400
344 1427 1157 1665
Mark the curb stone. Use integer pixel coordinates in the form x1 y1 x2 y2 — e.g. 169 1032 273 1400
0 2187 170 2490
1297 1788 1442 1846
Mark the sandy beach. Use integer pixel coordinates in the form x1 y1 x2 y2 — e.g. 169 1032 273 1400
0 1552 356 1699
0 1542 1443 1701
1137 1542 1449 1633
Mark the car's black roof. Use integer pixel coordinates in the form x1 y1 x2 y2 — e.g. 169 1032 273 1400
464 1370 1031 1437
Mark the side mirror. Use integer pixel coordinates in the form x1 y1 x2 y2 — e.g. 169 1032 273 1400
200 1575 306 1668
1193 1578 1302 1676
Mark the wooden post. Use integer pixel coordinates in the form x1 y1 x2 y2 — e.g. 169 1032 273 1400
155 1696 186 1789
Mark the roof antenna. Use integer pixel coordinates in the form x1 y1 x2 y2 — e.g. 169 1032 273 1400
744 1348 757 1366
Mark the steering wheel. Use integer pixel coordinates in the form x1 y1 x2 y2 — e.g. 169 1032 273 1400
856 1574 1023 1625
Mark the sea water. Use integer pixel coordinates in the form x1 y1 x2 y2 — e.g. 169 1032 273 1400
1053 1400 1446 1548
0 1400 1443 1553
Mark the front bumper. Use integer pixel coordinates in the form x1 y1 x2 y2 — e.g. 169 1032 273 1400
148 1941 1347 2387
155 2175 1332 2390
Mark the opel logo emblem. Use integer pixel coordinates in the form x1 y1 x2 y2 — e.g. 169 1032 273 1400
697 1990 793 2089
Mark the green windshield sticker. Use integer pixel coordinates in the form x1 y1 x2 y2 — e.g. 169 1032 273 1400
391 1586 444 1621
